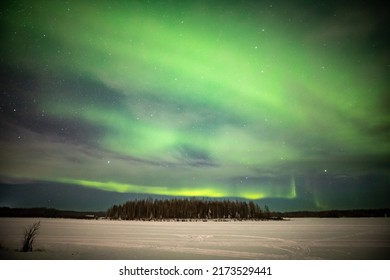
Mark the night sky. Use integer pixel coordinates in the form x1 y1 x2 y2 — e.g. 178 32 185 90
0 1 389 211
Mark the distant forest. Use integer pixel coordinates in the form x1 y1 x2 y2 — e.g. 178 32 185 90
106 198 272 220
279 208 390 218
0 207 105 219
1 203 388 219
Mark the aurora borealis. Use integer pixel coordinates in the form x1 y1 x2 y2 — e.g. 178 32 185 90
0 0 389 211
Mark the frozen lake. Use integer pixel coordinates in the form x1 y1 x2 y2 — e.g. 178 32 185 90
0 218 389 259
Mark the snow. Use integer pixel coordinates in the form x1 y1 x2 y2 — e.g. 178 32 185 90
0 218 389 259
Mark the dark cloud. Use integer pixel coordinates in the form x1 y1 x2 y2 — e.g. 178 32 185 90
0 66 130 147
175 145 218 167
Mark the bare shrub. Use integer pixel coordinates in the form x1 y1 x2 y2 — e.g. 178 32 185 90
21 221 40 252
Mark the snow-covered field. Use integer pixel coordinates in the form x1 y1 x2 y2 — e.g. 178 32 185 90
0 218 389 259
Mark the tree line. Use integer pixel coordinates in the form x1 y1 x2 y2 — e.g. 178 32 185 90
106 198 272 220
0 207 105 219
277 208 390 218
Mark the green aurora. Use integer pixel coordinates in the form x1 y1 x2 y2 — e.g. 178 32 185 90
0 0 389 210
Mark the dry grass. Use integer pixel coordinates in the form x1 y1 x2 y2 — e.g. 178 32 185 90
21 221 40 252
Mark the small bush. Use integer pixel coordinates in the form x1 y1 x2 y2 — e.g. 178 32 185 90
21 221 40 252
